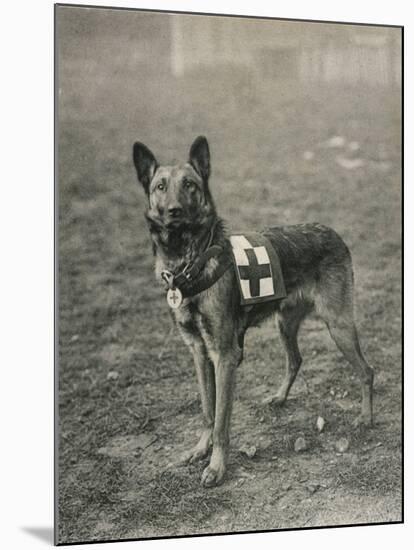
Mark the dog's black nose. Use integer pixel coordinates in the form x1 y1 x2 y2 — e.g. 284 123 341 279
168 206 183 218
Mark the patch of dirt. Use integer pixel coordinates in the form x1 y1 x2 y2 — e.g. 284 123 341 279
97 434 158 458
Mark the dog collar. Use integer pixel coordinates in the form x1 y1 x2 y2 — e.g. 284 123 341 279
161 245 233 307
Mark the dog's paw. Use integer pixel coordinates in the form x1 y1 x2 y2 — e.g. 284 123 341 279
181 431 212 464
181 445 210 464
262 394 286 407
201 464 226 488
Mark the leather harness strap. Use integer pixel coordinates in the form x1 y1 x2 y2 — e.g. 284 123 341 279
162 229 287 304
161 220 235 299
163 245 233 298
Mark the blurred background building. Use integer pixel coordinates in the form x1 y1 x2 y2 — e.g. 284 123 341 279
59 9 401 88
170 16 401 87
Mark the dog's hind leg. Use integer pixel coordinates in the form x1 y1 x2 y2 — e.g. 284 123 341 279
316 269 374 427
326 319 374 427
263 302 309 407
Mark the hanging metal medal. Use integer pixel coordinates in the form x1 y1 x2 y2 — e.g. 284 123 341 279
162 270 183 309
167 287 183 309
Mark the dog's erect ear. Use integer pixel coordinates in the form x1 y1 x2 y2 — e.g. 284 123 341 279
189 136 210 183
133 142 158 194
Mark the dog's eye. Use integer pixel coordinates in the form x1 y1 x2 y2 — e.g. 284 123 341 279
183 179 195 190
157 182 166 191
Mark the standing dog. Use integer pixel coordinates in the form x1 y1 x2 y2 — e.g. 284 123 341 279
133 136 374 488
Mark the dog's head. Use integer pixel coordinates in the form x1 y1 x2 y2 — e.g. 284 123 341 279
133 136 215 230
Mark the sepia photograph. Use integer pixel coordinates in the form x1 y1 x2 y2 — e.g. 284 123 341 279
55 4 402 545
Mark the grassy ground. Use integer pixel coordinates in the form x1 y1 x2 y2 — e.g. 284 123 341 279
57 29 402 544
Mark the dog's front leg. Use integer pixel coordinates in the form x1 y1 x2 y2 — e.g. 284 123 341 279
186 341 216 463
178 323 216 463
201 349 241 488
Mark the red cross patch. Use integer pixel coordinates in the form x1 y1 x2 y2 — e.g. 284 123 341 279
230 234 286 306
